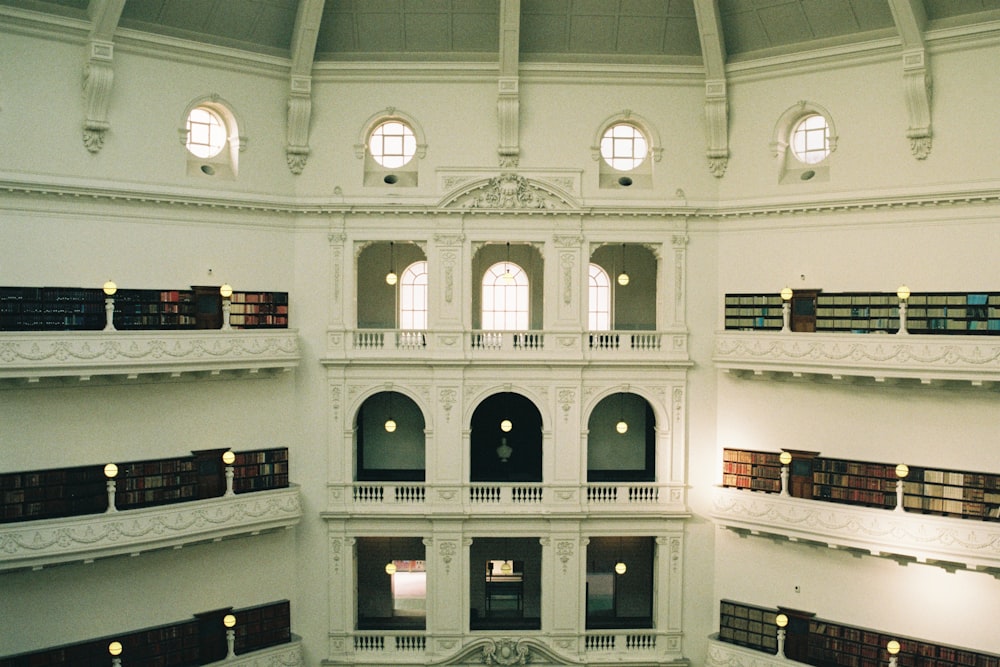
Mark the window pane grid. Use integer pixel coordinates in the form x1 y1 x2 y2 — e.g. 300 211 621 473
370 121 417 168
791 114 830 164
600 123 648 171
589 264 611 330
482 263 528 331
400 261 428 330
186 107 226 159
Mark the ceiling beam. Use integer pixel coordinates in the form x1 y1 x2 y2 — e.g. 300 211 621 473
693 0 729 178
286 0 326 175
498 0 520 168
81 0 125 153
888 0 933 159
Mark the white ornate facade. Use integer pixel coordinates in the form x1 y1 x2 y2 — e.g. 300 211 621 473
2 3 1000 666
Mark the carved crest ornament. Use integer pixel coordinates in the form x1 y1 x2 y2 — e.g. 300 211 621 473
441 173 575 210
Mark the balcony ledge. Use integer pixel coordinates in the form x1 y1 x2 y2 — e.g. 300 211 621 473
711 486 1000 574
323 328 691 366
0 485 302 572
203 637 304 667
324 631 687 665
0 329 300 384
322 482 690 518
706 637 787 667
714 331 1000 386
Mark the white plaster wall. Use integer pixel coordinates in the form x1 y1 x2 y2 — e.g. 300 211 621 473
2 15 1000 667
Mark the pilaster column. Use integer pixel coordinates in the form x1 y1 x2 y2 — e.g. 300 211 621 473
326 530 354 662
669 235 689 331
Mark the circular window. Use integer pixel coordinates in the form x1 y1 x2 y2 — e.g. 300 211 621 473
369 121 417 168
186 107 227 159
790 114 830 164
600 123 648 171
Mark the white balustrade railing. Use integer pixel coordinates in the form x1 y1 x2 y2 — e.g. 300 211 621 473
587 484 660 505
347 631 668 662
328 482 684 516
585 632 658 652
329 329 688 362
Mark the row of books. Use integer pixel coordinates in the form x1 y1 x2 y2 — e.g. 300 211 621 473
719 600 1000 667
722 449 1000 521
0 601 290 667
0 448 290 524
0 285 288 331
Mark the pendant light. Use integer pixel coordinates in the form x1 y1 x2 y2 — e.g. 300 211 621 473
385 537 397 575
502 242 515 284
617 243 630 286
616 392 628 434
386 241 398 285
384 391 396 433
614 537 627 575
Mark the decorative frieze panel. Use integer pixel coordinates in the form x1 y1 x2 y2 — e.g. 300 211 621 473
714 331 1000 385
0 486 302 572
711 486 1000 573
0 330 300 383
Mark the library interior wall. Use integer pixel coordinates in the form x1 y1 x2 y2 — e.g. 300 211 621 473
2 18 999 666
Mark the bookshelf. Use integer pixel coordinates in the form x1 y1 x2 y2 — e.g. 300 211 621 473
1 464 107 522
720 449 999 521
903 466 1000 520
723 294 784 331
724 290 1000 334
234 600 292 654
229 291 290 329
0 601 292 667
117 456 199 510
1 448 290 524
812 458 896 509
0 286 287 331
718 599 779 653
232 448 290 493
807 616 1000 667
722 449 782 492
717 600 1000 667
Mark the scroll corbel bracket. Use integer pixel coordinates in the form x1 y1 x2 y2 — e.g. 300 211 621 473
704 80 729 178
286 76 313 174
902 50 932 160
82 42 115 153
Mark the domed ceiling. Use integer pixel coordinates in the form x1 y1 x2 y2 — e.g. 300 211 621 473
4 0 1000 67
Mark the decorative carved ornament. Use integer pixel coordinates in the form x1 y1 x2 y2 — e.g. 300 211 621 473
0 488 302 571
712 487 1000 571
0 331 300 382
440 173 577 210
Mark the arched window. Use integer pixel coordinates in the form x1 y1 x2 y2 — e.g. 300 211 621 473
400 261 428 330
180 97 245 180
482 262 528 330
790 114 831 164
356 108 427 187
369 120 417 168
589 264 611 330
600 123 648 171
771 102 837 183
185 107 227 158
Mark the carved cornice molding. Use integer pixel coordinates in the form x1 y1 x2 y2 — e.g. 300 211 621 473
711 487 1000 573
705 638 784 667
0 486 302 572
714 332 1000 385
3 174 1000 221
0 330 300 383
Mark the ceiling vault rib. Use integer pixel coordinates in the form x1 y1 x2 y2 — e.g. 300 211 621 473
81 0 125 153
286 0 326 175
693 0 729 178
888 0 932 160
498 0 521 168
